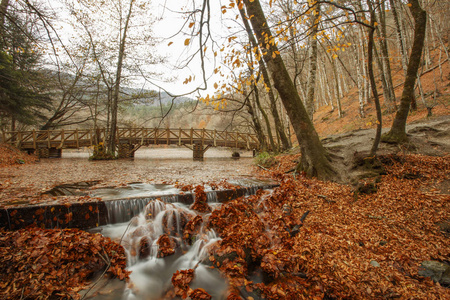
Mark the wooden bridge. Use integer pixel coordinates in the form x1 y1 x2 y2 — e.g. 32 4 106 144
0 128 261 160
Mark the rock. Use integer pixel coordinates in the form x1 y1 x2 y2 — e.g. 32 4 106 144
437 219 450 236
418 260 450 286
138 236 152 259
370 260 380 268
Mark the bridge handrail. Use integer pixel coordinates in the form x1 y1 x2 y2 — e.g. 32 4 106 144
1 127 261 150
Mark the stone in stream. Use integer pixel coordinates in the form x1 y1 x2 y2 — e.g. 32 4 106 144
138 236 152 259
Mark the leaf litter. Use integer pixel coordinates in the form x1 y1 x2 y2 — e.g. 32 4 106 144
0 142 449 299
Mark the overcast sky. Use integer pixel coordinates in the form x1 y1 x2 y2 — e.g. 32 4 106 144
43 0 239 99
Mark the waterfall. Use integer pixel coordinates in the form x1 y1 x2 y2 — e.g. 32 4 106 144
99 198 225 300
93 182 278 299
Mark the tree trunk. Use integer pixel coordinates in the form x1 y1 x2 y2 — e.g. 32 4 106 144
390 0 408 72
383 0 427 143
243 86 266 152
373 42 391 109
107 0 135 156
252 78 276 151
242 0 337 180
305 3 321 120
367 1 382 156
239 7 290 151
377 0 397 109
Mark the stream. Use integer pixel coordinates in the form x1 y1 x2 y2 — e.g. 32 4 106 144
84 179 276 299
87 198 227 300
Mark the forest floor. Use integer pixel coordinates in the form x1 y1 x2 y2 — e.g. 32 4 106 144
0 60 449 299
0 114 449 299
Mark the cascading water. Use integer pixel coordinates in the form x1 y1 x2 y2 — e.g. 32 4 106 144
87 181 278 299
97 199 226 300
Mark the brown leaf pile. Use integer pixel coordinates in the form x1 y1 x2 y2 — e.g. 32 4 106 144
205 153 450 299
0 143 37 168
156 234 177 258
170 269 213 300
183 215 203 245
190 185 212 213
0 227 129 299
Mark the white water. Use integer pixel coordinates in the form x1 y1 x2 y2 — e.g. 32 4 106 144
97 199 226 300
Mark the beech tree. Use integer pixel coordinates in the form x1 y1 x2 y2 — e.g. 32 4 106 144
241 0 337 180
382 0 427 143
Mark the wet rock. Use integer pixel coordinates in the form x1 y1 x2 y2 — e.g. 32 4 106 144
131 225 150 238
138 236 152 259
144 200 166 221
161 208 192 236
418 260 450 286
42 181 100 196
437 219 450 236
130 216 140 227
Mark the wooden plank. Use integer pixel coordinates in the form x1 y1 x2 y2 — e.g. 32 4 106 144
167 128 170 145
59 129 65 149
202 128 205 145
2 127 263 151
75 129 79 148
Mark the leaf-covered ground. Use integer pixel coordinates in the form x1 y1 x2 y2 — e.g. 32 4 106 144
193 153 449 299
0 143 37 168
1 121 449 299
0 227 129 300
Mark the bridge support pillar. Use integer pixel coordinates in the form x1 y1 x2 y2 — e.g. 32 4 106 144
192 143 210 161
37 148 62 159
118 143 135 159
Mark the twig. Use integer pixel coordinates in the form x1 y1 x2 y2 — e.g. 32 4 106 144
81 220 133 300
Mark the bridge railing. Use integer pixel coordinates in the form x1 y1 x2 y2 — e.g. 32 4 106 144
1 128 261 150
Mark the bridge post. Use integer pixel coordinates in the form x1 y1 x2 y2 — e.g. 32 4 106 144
192 141 211 161
36 147 61 158
32 130 36 149
118 143 134 159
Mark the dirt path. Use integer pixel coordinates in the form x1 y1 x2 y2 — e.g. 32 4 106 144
321 115 450 184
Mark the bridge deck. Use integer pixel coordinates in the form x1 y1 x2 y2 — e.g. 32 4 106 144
1 128 261 151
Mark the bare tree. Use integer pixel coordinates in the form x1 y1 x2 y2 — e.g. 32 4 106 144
383 0 427 143
242 0 337 180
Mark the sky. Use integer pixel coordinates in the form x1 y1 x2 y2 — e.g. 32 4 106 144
42 0 239 99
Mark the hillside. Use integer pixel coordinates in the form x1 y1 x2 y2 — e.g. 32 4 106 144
313 58 449 138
